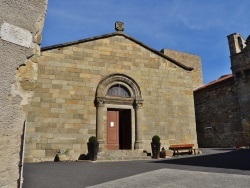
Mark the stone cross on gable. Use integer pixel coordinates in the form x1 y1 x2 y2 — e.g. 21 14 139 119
115 21 124 32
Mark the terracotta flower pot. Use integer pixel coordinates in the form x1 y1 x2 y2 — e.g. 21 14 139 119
166 149 174 157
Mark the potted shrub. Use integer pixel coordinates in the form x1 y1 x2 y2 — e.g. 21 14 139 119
87 136 99 161
151 135 161 159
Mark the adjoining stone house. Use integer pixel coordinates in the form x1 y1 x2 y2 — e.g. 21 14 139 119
194 33 250 148
25 22 203 162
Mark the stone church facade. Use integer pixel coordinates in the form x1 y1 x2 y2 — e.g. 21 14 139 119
194 33 250 147
25 23 203 162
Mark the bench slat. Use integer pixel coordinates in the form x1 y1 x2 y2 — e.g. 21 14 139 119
169 144 196 156
170 144 194 149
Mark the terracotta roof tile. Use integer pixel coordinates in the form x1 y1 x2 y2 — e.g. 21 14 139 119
194 74 233 92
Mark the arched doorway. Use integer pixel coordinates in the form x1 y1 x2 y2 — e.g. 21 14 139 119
95 74 143 151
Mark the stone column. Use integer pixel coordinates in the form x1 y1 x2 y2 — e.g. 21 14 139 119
134 101 143 150
96 99 104 151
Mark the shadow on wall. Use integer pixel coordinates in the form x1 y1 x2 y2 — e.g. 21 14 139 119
150 149 250 171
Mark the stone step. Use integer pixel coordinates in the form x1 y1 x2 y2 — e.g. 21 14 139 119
97 156 150 161
98 150 147 157
97 150 151 161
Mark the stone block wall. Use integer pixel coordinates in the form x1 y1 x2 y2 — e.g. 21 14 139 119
228 34 250 145
194 76 243 147
194 33 250 148
25 34 197 162
0 0 47 187
236 78 250 145
161 49 203 89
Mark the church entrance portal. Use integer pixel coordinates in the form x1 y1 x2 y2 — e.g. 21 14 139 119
107 109 132 150
95 74 144 151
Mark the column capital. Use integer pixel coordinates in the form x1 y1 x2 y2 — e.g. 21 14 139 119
134 100 143 109
96 98 105 107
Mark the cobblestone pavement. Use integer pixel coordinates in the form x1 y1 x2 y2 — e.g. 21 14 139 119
23 148 250 188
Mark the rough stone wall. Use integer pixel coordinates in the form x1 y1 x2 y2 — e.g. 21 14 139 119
194 76 243 147
161 49 203 89
25 35 197 162
0 0 47 187
228 33 250 145
194 33 250 148
236 77 250 145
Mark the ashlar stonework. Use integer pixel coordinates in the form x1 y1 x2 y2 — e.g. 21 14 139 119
25 27 201 162
161 49 203 90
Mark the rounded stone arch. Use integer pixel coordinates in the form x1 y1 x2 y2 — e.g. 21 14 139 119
95 73 144 151
96 73 143 102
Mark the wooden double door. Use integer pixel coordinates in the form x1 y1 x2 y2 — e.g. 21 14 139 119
107 109 132 150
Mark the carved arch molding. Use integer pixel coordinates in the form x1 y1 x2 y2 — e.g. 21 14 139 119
95 73 143 106
95 73 144 150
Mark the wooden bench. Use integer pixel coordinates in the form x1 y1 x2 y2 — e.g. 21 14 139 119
169 144 196 156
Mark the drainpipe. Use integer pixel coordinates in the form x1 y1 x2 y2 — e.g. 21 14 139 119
19 119 26 188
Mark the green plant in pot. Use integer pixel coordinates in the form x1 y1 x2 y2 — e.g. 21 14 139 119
87 136 99 161
151 135 161 159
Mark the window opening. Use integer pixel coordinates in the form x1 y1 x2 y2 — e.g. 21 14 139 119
107 84 130 97
238 36 244 50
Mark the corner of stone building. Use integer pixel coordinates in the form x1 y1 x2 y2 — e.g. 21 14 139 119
14 10 47 116
0 0 48 187
228 33 250 146
161 48 204 90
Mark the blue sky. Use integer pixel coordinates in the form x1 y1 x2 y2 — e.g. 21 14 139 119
42 0 250 84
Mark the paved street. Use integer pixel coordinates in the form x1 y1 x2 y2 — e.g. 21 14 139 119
23 148 250 188
88 169 250 188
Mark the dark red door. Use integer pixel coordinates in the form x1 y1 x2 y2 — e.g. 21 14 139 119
107 110 119 150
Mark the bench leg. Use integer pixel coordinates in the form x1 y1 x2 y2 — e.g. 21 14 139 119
188 149 191 155
193 149 197 155
176 149 179 157
173 149 178 157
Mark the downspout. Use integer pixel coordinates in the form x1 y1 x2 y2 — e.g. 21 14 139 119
19 119 26 188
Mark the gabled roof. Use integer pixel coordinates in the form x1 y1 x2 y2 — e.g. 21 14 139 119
41 32 193 71
194 74 233 92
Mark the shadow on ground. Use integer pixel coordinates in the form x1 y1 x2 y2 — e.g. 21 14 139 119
151 149 250 171
23 149 250 188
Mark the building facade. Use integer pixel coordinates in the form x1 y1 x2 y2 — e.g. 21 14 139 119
25 23 202 162
194 33 250 148
0 0 47 187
